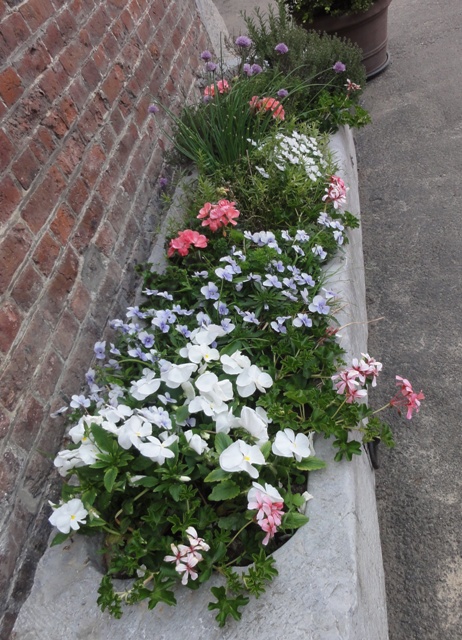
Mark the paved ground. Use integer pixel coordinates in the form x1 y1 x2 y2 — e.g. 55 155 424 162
214 0 462 638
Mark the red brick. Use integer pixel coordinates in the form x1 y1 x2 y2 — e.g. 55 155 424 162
114 122 138 170
57 131 86 177
15 42 52 86
53 310 80 358
42 246 79 323
81 58 101 91
101 63 125 105
95 220 117 257
41 21 65 58
0 174 22 226
136 12 151 43
101 31 119 60
55 9 78 45
0 314 52 410
41 109 69 139
11 263 45 312
99 125 116 156
50 204 75 243
58 95 78 128
37 63 69 104
0 300 22 353
67 76 89 111
128 0 143 22
0 129 14 171
70 281 90 321
11 147 41 190
19 0 54 31
59 40 89 77
78 27 91 48
93 44 109 75
85 5 111 45
107 191 131 233
72 195 104 252
0 13 31 59
96 159 120 206
0 67 23 106
67 176 89 214
118 89 133 118
32 232 61 276
11 395 45 451
0 448 21 497
0 405 10 441
29 125 57 164
81 144 106 188
34 348 64 399
76 94 108 142
0 222 33 295
6 88 49 145
21 165 66 233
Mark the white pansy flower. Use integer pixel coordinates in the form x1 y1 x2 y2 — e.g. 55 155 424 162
161 362 198 389
117 415 152 450
236 365 273 398
220 351 251 375
180 342 220 364
214 408 241 434
272 428 313 462
49 498 88 534
138 434 178 465
184 430 209 454
247 481 283 504
240 406 269 445
130 369 161 400
219 440 266 478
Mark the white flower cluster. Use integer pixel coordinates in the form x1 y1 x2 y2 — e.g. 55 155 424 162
255 130 327 181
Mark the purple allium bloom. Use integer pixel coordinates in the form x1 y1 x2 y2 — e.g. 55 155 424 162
94 341 106 360
333 61 346 73
201 50 213 61
148 104 159 114
205 61 217 73
275 42 289 54
203 95 213 104
159 176 169 189
243 63 252 77
277 88 289 98
251 63 263 75
235 35 252 48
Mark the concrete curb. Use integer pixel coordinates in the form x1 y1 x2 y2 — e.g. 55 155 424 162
12 127 388 640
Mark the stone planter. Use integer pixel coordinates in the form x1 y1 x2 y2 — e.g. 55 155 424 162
301 0 392 79
12 127 389 640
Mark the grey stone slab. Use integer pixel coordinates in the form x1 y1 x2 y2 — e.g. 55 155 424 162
12 127 388 640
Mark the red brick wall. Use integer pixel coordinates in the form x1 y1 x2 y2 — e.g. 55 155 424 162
0 0 211 633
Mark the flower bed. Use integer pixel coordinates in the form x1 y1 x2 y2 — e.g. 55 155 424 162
27 5 423 637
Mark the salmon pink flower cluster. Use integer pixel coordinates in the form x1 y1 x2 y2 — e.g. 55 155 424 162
247 483 285 546
332 354 382 404
197 199 240 232
164 526 210 585
322 175 348 210
204 79 230 98
249 96 285 121
390 376 425 419
167 229 208 258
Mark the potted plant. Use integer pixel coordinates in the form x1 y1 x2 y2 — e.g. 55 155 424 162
283 0 392 78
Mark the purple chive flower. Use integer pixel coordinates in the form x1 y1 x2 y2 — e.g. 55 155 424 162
275 42 289 54
277 88 289 98
159 177 169 189
201 50 213 61
235 35 252 48
251 63 263 75
205 61 217 73
333 61 346 73
243 63 252 77
148 104 160 114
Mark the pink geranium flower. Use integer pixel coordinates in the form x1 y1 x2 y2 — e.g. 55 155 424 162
167 229 208 258
197 199 240 232
390 376 425 419
249 96 285 121
322 175 348 210
248 486 284 546
204 79 230 98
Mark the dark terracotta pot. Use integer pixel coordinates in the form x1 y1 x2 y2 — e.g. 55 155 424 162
303 0 392 79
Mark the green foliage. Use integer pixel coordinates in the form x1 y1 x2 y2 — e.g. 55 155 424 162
284 0 375 22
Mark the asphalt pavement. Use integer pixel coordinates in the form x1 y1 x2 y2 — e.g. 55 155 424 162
214 1 462 638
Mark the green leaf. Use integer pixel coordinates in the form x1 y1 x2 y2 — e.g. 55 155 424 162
295 456 326 471
90 424 114 453
260 440 272 460
175 405 190 425
214 432 233 455
283 511 309 529
103 467 118 493
131 476 158 488
204 468 231 483
209 480 241 501
50 531 71 547
208 586 250 627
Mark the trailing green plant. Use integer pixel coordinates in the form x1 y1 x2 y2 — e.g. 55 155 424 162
47 15 423 629
284 0 376 23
